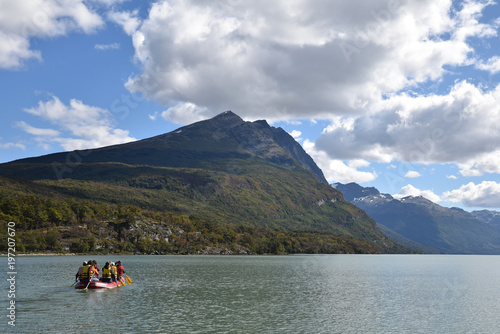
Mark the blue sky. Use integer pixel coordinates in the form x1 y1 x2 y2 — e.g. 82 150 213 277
1 0 500 211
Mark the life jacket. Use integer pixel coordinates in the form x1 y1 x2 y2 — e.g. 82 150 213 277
117 265 124 276
82 264 92 280
102 267 112 279
111 265 117 276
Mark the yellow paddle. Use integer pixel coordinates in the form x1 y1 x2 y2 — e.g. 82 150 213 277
126 275 132 283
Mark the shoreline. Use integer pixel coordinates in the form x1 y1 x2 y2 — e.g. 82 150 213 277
1 253 78 256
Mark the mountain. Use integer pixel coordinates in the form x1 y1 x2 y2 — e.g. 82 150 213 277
2 111 328 184
333 182 500 254
0 112 405 254
471 210 500 229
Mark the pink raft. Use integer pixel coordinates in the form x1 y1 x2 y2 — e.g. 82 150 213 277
74 277 125 289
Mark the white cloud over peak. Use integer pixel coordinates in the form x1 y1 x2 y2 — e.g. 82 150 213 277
22 95 136 150
393 184 441 203
443 181 500 209
0 0 105 69
118 0 500 183
122 0 496 125
160 102 209 125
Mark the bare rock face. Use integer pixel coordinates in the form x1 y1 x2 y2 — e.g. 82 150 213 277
146 110 328 183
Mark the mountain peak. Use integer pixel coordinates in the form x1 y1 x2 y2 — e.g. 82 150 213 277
209 110 244 127
333 182 380 201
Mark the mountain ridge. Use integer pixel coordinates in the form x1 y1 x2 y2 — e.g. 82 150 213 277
333 182 500 254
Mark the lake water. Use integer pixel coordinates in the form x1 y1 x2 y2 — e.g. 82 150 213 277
2 254 500 333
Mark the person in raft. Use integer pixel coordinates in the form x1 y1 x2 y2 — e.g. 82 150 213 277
116 261 125 280
111 262 118 283
92 260 100 273
100 262 116 283
75 261 87 282
89 260 100 281
81 261 99 283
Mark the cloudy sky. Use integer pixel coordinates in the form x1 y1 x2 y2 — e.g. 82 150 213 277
1 0 500 210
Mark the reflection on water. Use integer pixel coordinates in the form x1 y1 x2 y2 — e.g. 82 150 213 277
2 255 500 333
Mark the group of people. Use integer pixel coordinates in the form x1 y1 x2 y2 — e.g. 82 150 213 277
76 260 125 284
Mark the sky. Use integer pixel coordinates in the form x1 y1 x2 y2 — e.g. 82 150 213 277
1 0 500 211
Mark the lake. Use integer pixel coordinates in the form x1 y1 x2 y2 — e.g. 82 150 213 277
2 254 500 333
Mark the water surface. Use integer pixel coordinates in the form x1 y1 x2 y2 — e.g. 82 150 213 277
2 255 500 333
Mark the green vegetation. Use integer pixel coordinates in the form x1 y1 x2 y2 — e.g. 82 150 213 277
0 175 407 254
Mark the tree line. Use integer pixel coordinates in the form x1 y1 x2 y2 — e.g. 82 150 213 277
0 193 387 255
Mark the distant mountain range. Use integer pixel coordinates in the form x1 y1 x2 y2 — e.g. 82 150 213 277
471 210 500 229
333 182 500 254
0 111 405 254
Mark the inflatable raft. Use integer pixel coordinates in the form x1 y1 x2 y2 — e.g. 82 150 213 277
75 277 125 290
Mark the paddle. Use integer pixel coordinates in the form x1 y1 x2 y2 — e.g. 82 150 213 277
83 272 94 291
115 275 123 287
70 279 78 287
125 275 132 283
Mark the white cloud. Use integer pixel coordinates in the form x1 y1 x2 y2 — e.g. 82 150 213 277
22 95 136 150
458 150 500 176
303 139 377 184
107 9 141 35
315 81 500 175
15 121 60 136
443 181 500 209
447 175 458 180
393 184 441 203
477 56 500 74
160 102 209 125
148 111 159 121
89 0 128 6
94 43 120 50
0 0 105 69
290 130 301 139
405 171 421 178
123 0 495 122
0 141 26 150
